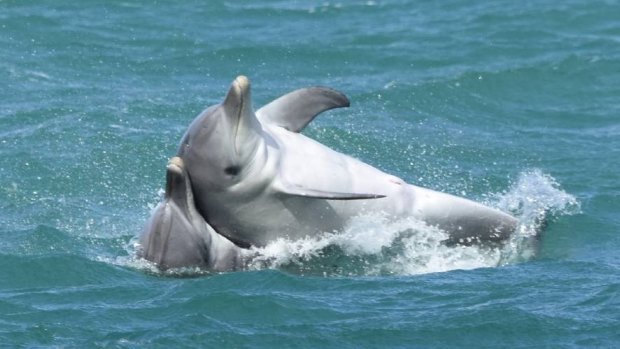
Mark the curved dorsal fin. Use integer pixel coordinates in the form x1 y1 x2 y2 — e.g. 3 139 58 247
256 87 350 132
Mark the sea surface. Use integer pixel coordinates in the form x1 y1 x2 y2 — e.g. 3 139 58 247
1 0 619 347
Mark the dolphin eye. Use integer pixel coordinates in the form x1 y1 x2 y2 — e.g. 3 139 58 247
224 166 240 176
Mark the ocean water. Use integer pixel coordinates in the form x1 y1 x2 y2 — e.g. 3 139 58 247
1 0 619 347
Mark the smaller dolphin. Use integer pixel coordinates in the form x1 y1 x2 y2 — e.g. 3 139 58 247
139 156 244 271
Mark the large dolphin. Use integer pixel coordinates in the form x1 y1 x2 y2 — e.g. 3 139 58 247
178 76 518 247
139 156 244 271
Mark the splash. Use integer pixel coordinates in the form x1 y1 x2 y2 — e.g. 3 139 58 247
491 169 580 265
245 214 501 276
244 169 580 276
492 169 580 226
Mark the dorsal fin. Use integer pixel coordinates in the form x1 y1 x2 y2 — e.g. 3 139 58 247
256 87 350 132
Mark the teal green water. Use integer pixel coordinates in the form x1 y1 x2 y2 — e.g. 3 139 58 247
1 0 619 347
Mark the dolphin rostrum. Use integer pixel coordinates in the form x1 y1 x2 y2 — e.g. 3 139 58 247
178 76 518 248
139 156 244 270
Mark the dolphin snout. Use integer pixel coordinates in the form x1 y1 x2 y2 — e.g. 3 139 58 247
220 75 259 159
234 75 250 92
167 156 184 175
223 75 252 116
226 75 250 105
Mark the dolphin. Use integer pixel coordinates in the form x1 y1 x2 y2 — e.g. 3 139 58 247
139 156 244 271
178 76 518 248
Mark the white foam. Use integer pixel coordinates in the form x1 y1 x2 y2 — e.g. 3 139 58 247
492 169 580 224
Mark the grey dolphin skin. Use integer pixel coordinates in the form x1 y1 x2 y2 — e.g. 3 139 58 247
178 76 519 248
139 157 244 271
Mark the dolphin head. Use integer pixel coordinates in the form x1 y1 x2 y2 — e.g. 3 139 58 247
178 75 262 190
139 157 211 269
